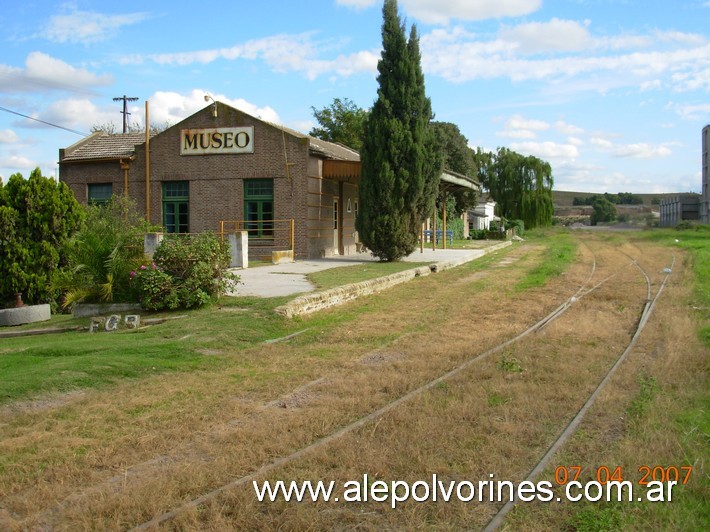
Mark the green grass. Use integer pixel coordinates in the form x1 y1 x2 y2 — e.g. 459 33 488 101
635 224 710 348
515 229 577 290
307 261 428 291
0 295 311 404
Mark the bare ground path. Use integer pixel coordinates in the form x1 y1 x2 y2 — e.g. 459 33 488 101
0 233 705 530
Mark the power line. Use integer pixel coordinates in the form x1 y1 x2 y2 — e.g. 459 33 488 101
0 105 88 136
113 95 139 133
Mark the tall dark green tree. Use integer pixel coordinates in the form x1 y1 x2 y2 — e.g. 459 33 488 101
309 98 368 151
357 0 441 261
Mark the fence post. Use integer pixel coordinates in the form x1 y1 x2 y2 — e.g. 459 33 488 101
144 233 163 259
229 231 249 269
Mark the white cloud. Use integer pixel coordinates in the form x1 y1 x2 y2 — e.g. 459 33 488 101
499 18 592 54
400 0 542 25
142 33 379 80
0 155 35 170
567 136 584 146
590 136 674 159
41 7 149 44
508 115 549 130
148 90 281 127
0 130 20 143
0 52 112 94
555 120 584 135
667 101 710 120
497 114 551 139
421 22 710 93
612 143 673 159
37 99 115 131
336 0 377 8
509 141 579 159
590 137 615 149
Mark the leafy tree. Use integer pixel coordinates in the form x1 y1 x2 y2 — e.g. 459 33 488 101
590 197 617 225
357 0 441 261
482 148 554 229
0 168 84 306
309 98 368 151
431 122 475 176
431 122 478 217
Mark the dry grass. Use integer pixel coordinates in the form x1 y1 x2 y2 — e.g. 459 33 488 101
0 232 704 531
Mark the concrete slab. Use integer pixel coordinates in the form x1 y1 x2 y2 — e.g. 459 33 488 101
228 245 503 298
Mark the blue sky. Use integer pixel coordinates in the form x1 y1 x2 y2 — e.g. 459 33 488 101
1 0 708 193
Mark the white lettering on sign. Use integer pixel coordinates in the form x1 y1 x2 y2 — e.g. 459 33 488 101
180 127 254 155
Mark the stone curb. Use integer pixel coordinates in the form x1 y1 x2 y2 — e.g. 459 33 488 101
275 241 512 318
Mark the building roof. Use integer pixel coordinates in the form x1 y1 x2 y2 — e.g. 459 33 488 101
60 132 148 163
308 138 360 162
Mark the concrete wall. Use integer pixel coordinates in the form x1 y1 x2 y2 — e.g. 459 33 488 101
659 194 700 227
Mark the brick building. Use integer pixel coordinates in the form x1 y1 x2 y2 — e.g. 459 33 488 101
59 101 361 259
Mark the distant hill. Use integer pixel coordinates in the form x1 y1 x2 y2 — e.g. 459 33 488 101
552 191 681 209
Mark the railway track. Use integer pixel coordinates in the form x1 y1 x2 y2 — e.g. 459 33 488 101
3 235 680 530
128 239 673 530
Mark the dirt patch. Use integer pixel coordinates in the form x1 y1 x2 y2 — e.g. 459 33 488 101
0 390 86 416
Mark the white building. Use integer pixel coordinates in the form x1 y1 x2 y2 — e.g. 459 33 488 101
468 200 498 231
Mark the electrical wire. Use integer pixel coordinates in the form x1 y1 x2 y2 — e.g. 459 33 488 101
0 105 88 136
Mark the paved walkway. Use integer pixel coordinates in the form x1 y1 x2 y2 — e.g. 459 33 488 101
229 246 494 298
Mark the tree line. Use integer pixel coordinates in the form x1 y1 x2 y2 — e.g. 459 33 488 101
573 192 644 206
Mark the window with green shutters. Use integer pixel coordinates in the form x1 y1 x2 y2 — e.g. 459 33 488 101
87 183 113 206
162 181 189 233
244 179 274 238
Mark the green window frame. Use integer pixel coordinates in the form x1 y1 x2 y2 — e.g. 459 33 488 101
162 181 189 233
87 183 113 206
244 179 274 238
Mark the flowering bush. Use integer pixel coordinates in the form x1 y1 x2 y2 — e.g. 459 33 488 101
131 233 237 311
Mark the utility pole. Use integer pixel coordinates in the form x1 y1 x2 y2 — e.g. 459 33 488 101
113 95 139 133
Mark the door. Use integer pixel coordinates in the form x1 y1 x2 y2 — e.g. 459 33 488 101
333 198 340 254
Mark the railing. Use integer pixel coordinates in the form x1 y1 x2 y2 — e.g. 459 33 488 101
219 219 294 260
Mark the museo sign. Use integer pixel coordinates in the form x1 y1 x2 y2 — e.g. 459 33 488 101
180 127 254 155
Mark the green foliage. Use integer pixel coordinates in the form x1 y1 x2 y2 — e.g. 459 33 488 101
133 233 238 310
430 121 480 219
567 505 623 532
590 197 617 225
309 98 368 151
506 219 525 236
573 192 643 206
481 147 554 229
0 168 85 307
497 355 523 373
357 0 442 261
55 196 150 308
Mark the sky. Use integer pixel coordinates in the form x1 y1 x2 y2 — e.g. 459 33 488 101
1 0 709 193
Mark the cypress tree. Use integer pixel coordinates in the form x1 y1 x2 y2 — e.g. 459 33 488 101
357 0 440 261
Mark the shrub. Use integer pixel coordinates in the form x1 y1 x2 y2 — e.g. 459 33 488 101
133 233 238 311
55 196 150 308
0 168 84 308
506 219 525 237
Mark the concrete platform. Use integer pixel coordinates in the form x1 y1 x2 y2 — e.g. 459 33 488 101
228 243 507 298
